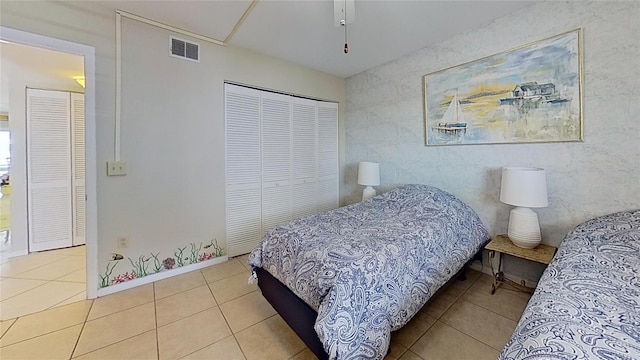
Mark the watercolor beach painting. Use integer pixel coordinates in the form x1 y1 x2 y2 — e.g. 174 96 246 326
424 29 583 145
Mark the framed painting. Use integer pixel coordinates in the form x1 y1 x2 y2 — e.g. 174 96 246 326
424 29 583 146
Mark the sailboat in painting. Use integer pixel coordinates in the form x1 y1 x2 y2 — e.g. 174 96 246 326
434 90 467 133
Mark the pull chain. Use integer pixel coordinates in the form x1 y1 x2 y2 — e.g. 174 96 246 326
342 0 349 54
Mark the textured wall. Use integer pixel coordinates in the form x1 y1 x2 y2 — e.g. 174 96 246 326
344 1 639 281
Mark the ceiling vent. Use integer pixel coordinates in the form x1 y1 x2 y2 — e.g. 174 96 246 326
170 36 200 62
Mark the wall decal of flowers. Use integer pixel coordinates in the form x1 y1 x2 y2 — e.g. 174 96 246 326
99 238 224 287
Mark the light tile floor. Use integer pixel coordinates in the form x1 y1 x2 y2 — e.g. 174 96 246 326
1 246 86 321
0 254 531 360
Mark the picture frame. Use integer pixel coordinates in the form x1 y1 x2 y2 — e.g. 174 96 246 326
424 29 583 146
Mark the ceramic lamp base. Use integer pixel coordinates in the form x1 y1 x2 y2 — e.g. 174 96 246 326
507 207 542 249
362 186 376 201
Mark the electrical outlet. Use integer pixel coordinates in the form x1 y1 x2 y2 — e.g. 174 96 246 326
107 161 127 176
117 236 129 249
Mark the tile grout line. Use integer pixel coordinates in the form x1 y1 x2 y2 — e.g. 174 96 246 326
81 279 229 331
69 330 157 358
406 349 426 360
0 322 86 349
234 334 249 360
84 295 156 322
207 261 251 360
463 295 526 323
0 281 84 321
6 258 273 357
0 318 18 340
214 260 254 359
7 270 86 281
430 273 481 322
155 293 221 327
1 255 75 278
0 278 53 304
154 282 160 360
402 273 483 356
394 315 438 352
68 298 95 359
457 274 529 322
289 348 308 359
69 303 156 358
46 288 87 311
437 273 509 351
438 296 515 352
204 271 260 307
47 279 87 284
168 268 241 360
438 315 507 353
1 254 86 309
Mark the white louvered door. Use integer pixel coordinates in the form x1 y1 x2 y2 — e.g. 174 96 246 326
225 84 262 257
26 89 73 252
261 91 292 234
71 92 86 246
291 97 317 219
317 102 339 212
225 84 339 257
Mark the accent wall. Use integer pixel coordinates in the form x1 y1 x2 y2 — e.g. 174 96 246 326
343 1 639 283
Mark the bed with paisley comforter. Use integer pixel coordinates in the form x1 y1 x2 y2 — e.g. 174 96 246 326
500 210 640 360
248 184 490 360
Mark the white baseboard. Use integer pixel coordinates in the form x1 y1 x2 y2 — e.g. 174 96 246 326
97 256 229 297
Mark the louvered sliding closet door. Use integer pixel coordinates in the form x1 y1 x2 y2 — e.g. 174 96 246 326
225 83 339 256
317 102 339 212
71 93 86 246
26 89 73 252
291 97 317 219
225 84 262 257
261 92 292 234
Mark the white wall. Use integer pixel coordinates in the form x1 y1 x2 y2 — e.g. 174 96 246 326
0 43 84 256
344 1 640 282
104 16 345 273
1 1 345 288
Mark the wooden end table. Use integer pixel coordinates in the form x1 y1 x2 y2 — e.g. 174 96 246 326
485 234 557 294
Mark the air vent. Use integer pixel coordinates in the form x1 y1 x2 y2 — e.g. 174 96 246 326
170 36 200 62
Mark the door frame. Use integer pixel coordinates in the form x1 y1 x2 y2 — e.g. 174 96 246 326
1 26 98 299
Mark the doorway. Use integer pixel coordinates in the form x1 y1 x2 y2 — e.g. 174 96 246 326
0 27 97 320
26 87 86 252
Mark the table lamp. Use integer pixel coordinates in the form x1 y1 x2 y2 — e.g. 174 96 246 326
500 167 548 249
358 162 380 201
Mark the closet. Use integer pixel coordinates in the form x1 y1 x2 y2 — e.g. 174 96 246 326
26 88 85 252
224 83 338 257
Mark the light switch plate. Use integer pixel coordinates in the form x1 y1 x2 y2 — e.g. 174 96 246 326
107 161 127 176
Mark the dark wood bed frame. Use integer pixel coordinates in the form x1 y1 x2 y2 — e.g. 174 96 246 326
255 248 485 360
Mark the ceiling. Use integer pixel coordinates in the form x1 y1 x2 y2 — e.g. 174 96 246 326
0 42 84 79
104 1 535 78
0 42 85 113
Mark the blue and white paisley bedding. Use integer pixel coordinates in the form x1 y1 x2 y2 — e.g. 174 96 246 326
248 184 489 359
500 209 640 360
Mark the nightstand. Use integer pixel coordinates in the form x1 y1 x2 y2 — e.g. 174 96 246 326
485 234 557 294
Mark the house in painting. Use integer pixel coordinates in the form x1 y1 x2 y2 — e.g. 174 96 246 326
512 82 556 98
500 81 565 105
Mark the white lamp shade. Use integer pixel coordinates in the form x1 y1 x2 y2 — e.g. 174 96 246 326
500 167 548 208
357 162 380 186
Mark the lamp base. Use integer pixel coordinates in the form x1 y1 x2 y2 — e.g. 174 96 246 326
362 186 376 201
507 207 542 249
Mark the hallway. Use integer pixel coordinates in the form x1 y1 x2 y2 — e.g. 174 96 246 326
0 245 85 320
